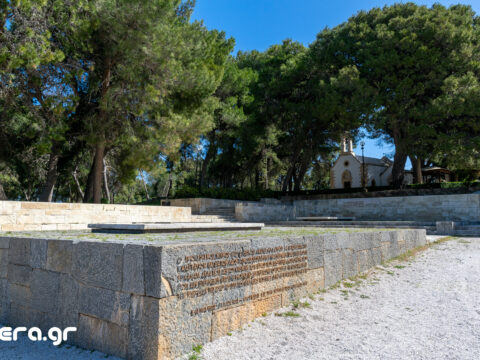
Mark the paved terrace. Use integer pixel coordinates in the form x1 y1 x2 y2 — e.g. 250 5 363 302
1 227 390 246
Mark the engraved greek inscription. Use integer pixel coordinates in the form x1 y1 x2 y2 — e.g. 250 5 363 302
179 245 308 313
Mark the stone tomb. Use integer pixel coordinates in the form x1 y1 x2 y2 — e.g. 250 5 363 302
0 228 426 359
88 222 264 233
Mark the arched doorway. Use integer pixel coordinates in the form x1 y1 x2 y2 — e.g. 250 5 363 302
342 170 352 189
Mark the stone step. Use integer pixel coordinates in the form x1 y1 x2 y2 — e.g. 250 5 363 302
198 211 235 215
268 222 436 230
89 222 264 233
455 231 480 235
455 226 480 230
273 220 436 227
191 215 237 223
202 209 235 214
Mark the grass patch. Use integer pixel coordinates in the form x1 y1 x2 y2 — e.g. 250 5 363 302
384 236 455 265
292 300 311 309
329 281 341 290
360 294 370 299
394 265 405 269
189 344 203 360
275 311 301 318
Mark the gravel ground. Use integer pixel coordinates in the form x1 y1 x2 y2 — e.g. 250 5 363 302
196 236 480 360
0 337 121 360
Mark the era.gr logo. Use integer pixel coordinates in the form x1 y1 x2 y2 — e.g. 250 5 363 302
0 327 77 346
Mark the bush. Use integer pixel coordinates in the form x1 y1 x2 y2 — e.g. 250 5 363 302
173 186 276 201
174 185 201 199
440 180 480 189
406 181 480 190
171 180 480 201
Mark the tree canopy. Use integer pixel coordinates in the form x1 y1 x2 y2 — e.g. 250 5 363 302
1 2 480 202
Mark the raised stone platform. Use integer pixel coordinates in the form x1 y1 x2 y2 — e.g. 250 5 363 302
296 216 355 221
0 201 191 231
269 220 480 236
0 227 426 359
88 222 264 233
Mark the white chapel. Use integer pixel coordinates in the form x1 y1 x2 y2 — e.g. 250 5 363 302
330 138 413 189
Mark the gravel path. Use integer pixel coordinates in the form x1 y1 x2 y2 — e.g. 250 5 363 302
197 237 480 360
0 337 121 360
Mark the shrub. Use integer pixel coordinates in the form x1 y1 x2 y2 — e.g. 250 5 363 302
173 186 276 201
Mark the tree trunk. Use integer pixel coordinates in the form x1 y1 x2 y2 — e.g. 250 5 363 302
0 182 7 200
199 136 216 189
282 165 294 192
139 169 149 201
282 148 301 192
415 157 423 184
263 151 269 190
92 141 106 203
165 174 172 198
73 168 85 200
103 158 111 204
39 151 60 202
83 162 94 203
391 125 407 187
294 158 309 192
409 155 423 184
90 57 112 204
392 151 407 187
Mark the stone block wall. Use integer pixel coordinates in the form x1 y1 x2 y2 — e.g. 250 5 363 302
175 193 480 222
0 229 425 359
294 194 480 222
235 202 296 222
0 201 191 231
169 198 246 214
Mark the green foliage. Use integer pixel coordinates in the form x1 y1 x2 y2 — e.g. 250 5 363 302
2 2 480 202
1 0 234 202
311 3 480 185
407 181 480 189
174 186 276 201
275 311 301 318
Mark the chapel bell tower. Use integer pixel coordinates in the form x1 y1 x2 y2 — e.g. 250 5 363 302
341 136 354 154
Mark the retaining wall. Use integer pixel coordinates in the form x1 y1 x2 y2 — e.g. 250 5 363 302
294 193 480 222
169 198 245 214
234 194 480 222
0 201 191 231
235 202 296 222
0 229 426 359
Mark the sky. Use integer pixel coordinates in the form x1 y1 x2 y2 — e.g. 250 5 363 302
192 0 480 167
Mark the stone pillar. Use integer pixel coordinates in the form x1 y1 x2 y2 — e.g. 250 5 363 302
436 221 455 235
